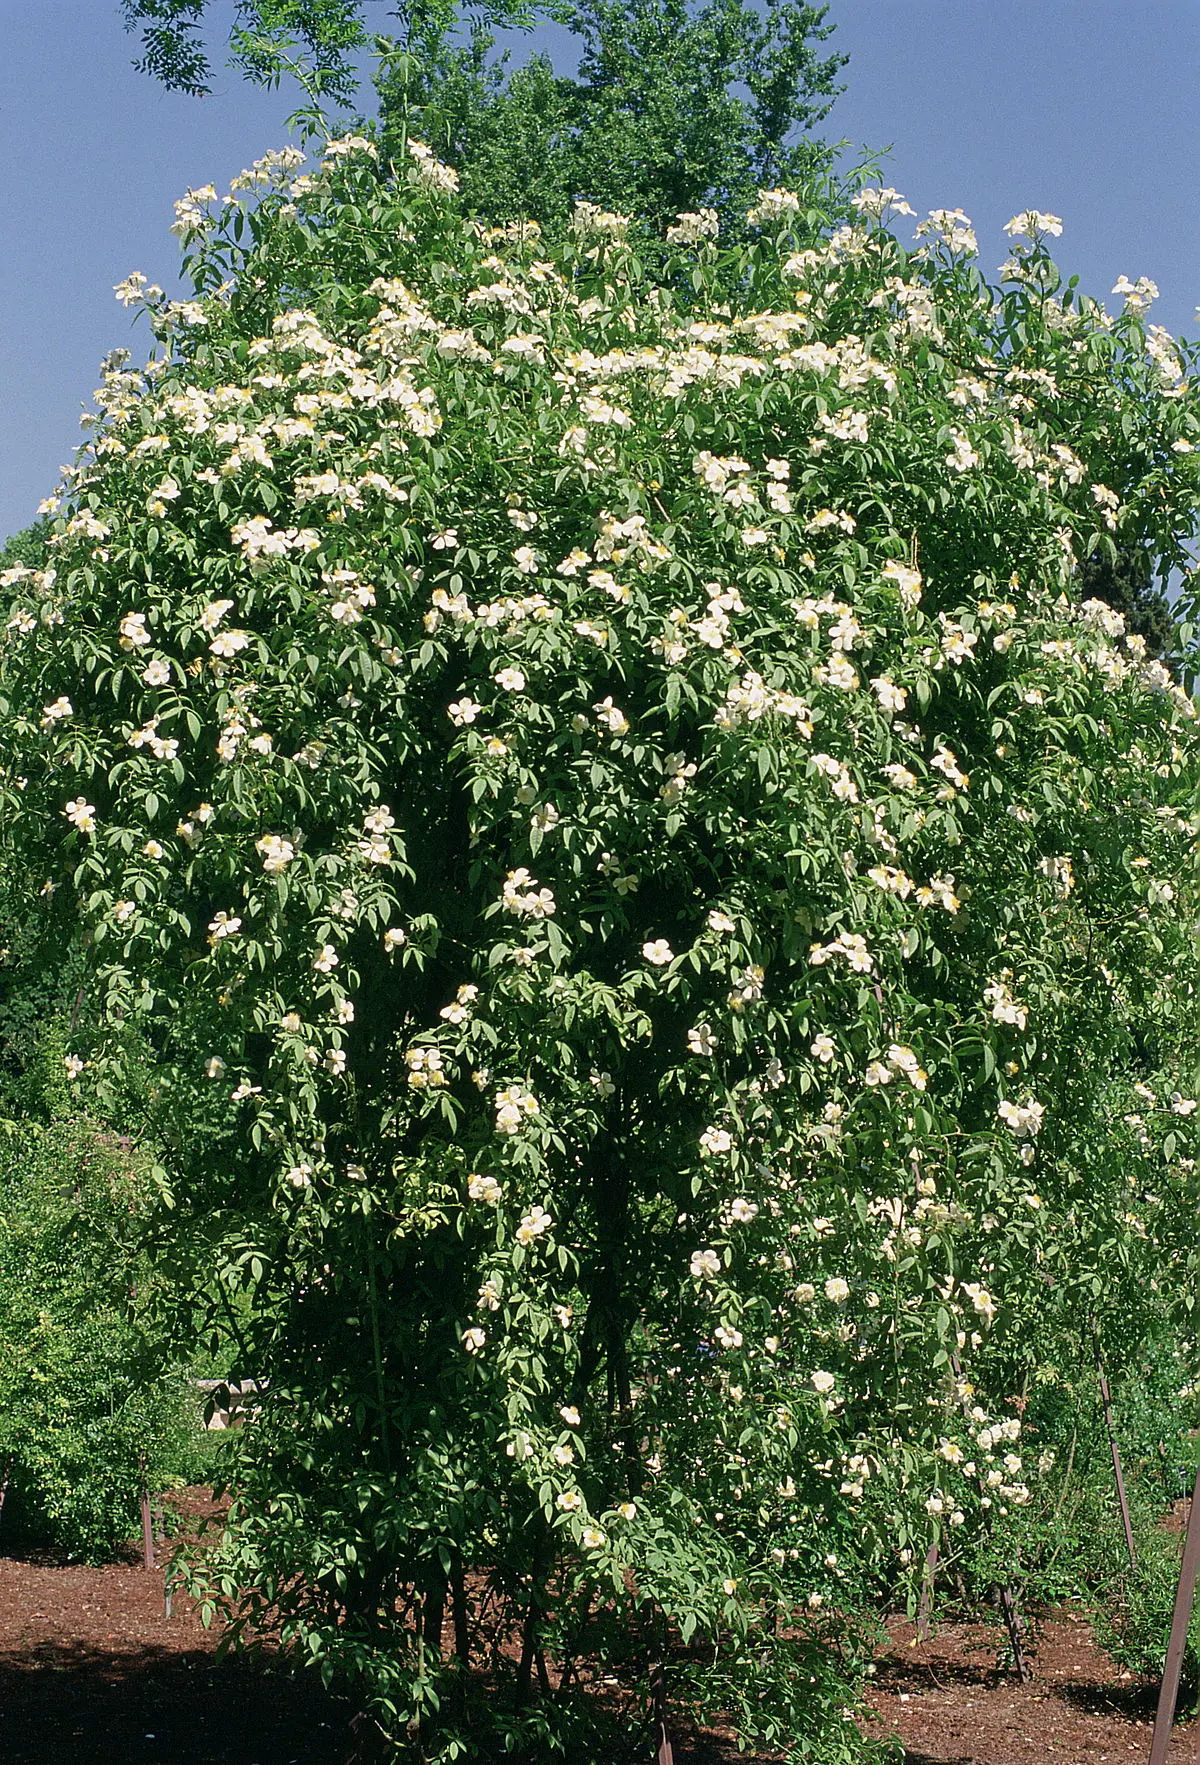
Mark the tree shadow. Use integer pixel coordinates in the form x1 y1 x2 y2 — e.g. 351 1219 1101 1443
897 1754 975 1765
871 1651 1013 1694
0 1641 350 1764
1053 1672 1184 1723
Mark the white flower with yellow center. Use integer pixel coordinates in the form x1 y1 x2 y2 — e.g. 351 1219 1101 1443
699 1126 733 1157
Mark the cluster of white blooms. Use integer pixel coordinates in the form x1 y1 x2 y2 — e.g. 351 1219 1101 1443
984 976 1028 1029
866 863 911 898
118 611 150 650
1004 210 1063 239
63 796 96 834
231 514 320 567
746 188 802 227
715 670 813 731
439 983 479 1025
406 1048 447 1090
916 874 960 913
945 431 980 473
997 1097 1045 1139
256 834 295 874
851 187 916 221
41 696 73 727
467 1172 502 1204
870 676 907 714
865 1044 928 1092
570 200 629 239
1091 483 1121 530
811 752 858 803
818 407 870 444
727 964 765 1009
808 932 873 973
114 270 164 308
916 208 978 255
127 717 179 761
494 1085 540 1134
699 1125 733 1156
501 868 556 919
1113 274 1159 313
229 145 306 195
930 745 969 791
1039 853 1075 897
666 208 719 247
171 184 222 238
405 138 459 195
515 1204 553 1245
1146 324 1185 389
815 652 859 691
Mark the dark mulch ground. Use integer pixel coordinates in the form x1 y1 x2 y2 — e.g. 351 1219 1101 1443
864 1610 1199 1763
0 1555 348 1763
1 1495 1197 1763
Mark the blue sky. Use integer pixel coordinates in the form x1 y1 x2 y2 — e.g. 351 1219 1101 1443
3 0 1198 540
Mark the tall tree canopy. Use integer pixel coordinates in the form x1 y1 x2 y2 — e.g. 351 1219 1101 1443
119 0 542 100
380 0 846 233
120 0 846 233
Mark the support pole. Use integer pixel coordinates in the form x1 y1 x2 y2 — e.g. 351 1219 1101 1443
1148 1463 1200 1765
140 1488 155 1572
1096 1350 1137 1569
650 1657 675 1765
917 1541 939 1641
997 1585 1030 1683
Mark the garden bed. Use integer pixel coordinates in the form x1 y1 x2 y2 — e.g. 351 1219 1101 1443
1 1506 1197 1763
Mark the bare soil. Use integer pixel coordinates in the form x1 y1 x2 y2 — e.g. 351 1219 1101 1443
864 1610 1200 1764
1 1497 1197 1763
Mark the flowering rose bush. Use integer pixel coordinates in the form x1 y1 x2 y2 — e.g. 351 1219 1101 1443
3 137 1200 1757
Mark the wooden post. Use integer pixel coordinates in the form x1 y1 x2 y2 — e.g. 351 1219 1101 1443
1148 1463 1200 1765
916 1540 939 1641
1095 1350 1137 1569
649 1656 675 1765
451 1559 469 1665
140 1488 155 1571
997 1585 1030 1683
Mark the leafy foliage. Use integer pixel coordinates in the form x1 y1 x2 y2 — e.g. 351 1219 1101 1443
0 519 51 582
3 139 1200 1757
1078 542 1176 661
0 1072 204 1560
378 0 847 235
119 0 551 101
120 0 370 99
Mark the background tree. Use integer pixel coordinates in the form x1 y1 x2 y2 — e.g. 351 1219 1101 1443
119 0 846 238
0 518 51 581
1078 541 1176 661
120 0 377 99
0 1035 205 1560
118 0 544 100
379 0 847 234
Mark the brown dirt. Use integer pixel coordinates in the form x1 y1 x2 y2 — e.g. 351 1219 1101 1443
1 1497 1198 1762
863 1610 1200 1764
0 1492 349 1764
